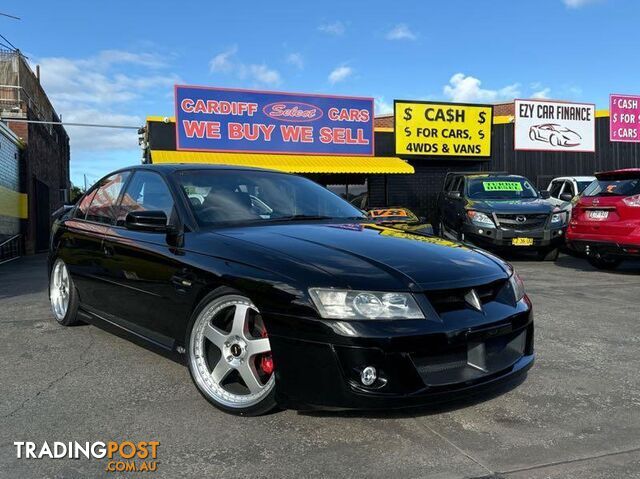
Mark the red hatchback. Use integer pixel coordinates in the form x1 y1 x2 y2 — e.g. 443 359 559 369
567 168 640 269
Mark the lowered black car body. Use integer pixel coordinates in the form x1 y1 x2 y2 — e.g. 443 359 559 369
49 164 534 415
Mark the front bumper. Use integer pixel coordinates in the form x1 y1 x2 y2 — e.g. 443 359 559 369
266 300 534 410
462 223 565 249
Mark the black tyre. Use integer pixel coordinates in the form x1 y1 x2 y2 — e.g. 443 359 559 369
587 256 622 270
49 258 81 326
537 247 559 262
186 288 277 416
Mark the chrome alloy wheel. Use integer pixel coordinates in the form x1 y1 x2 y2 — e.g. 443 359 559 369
50 259 71 321
189 295 274 409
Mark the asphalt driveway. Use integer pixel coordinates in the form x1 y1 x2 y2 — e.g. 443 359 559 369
1 254 639 478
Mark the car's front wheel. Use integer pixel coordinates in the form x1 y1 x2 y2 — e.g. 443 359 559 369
49 258 80 326
187 290 277 416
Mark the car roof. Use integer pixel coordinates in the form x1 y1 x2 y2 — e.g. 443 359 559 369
595 168 640 180
552 176 596 182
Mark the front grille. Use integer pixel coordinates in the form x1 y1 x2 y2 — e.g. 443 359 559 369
495 213 548 231
424 278 507 314
412 328 527 387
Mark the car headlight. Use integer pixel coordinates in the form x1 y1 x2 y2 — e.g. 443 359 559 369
467 210 495 226
509 272 526 302
551 211 567 224
308 288 425 320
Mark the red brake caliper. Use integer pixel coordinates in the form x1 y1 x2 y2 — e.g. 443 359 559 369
259 328 274 375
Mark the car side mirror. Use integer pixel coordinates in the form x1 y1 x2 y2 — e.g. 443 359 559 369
559 193 574 202
448 191 461 199
125 210 170 232
539 190 551 199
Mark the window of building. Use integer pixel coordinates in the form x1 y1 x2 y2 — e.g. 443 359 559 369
116 171 175 226
85 171 130 224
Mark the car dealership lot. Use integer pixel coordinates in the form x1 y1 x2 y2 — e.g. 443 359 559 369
1 254 639 478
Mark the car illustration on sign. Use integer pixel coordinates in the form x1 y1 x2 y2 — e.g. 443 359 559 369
529 123 582 147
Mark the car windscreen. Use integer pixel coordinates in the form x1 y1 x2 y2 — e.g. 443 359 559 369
466 177 539 200
582 178 640 197
174 169 366 226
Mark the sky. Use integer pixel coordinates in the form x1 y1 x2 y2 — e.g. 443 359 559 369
1 0 638 187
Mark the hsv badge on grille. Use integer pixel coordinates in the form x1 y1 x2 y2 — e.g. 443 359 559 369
464 289 483 312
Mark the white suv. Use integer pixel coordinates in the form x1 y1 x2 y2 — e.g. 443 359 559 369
546 176 595 207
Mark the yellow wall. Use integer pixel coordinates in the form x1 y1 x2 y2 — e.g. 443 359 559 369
0 185 28 219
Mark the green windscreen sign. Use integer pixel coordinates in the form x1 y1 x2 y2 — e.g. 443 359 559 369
483 181 523 192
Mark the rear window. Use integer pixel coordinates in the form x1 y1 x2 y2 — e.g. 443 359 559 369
577 181 594 194
583 178 640 197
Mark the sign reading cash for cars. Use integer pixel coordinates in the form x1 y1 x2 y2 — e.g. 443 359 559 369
514 99 595 152
394 101 493 158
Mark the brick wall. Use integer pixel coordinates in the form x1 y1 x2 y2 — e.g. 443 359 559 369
22 119 70 253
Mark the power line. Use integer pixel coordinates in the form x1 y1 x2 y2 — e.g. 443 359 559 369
1 118 141 130
0 33 17 50
0 12 20 20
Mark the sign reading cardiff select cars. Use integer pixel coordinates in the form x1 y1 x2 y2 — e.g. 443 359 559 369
515 99 596 152
394 100 493 158
175 85 374 155
610 94 640 142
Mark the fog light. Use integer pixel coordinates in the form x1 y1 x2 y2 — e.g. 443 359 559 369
478 229 484 234
360 366 377 386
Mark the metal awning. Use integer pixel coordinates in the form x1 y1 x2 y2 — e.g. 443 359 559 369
150 150 414 174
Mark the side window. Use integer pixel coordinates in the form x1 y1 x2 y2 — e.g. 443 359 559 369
443 176 454 192
448 177 459 195
117 171 175 226
456 178 465 195
75 189 97 219
549 181 563 198
85 172 130 224
563 181 576 197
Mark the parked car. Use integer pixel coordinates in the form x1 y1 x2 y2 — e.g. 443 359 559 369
49 164 534 415
529 124 582 147
546 176 596 208
365 207 433 234
566 168 640 270
436 171 567 260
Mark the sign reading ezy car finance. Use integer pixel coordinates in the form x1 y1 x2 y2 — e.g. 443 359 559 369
175 85 374 155
394 100 493 158
514 99 595 152
610 94 640 143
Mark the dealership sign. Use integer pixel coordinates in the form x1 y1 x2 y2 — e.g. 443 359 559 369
394 100 493 157
514 99 595 152
175 85 374 155
610 94 640 142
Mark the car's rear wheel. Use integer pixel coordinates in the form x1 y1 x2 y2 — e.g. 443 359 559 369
49 258 80 326
187 291 276 416
588 256 622 270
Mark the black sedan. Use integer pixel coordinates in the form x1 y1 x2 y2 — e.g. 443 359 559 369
49 164 534 416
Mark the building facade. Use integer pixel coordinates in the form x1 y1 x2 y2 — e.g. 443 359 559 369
0 121 23 241
0 50 71 254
